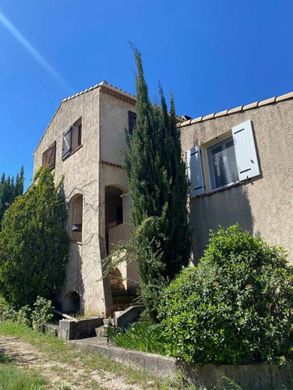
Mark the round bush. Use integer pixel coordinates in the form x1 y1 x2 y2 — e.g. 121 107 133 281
159 225 293 364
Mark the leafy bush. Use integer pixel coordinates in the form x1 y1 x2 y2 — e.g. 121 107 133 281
31 296 53 329
109 322 166 355
0 167 68 308
159 225 293 364
16 305 32 327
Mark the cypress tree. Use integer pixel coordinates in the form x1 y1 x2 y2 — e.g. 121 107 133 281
125 49 191 319
0 166 24 223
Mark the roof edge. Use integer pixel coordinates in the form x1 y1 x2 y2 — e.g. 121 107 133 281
34 81 136 154
178 91 293 128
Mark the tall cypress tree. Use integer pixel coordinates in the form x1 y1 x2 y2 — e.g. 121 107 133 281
125 49 191 318
0 166 24 223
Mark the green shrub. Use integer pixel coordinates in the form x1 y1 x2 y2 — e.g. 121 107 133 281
31 296 53 330
159 225 293 364
109 322 166 355
0 168 68 308
16 305 32 327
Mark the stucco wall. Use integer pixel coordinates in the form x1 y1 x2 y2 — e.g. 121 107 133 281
98 91 139 291
180 99 293 263
34 88 111 316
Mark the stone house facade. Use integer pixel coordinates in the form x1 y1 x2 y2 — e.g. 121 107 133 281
180 92 293 264
34 81 139 316
34 85 293 316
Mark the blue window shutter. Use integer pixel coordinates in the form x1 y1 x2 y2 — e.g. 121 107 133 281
186 146 204 197
232 120 260 181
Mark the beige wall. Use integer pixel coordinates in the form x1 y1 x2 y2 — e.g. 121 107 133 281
34 88 112 316
180 99 293 264
99 91 139 293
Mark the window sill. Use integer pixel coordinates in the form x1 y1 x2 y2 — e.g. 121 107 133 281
62 144 83 161
197 181 242 198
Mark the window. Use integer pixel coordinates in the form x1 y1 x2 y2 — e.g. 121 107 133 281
187 120 260 197
62 118 82 160
128 111 137 136
42 141 56 170
68 194 83 242
207 138 238 190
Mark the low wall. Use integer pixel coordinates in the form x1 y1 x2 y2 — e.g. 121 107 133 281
72 338 293 390
113 305 144 328
59 318 103 340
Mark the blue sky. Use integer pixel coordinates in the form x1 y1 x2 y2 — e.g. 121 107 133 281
0 0 292 188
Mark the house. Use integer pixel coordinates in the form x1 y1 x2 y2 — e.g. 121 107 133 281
34 81 139 317
180 92 293 264
34 84 293 316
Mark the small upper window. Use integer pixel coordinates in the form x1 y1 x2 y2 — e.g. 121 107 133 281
42 141 56 170
62 118 82 160
128 111 137 136
207 138 238 190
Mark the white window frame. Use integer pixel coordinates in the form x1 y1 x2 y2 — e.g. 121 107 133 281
187 120 260 198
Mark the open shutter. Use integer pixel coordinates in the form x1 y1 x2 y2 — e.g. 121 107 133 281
48 141 56 169
232 120 260 181
186 146 204 197
62 128 72 159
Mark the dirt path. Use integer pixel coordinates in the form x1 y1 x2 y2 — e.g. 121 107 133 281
0 335 144 390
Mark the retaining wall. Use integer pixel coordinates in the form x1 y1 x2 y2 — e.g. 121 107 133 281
72 337 293 390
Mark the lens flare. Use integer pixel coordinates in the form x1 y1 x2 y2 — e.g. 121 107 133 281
0 10 72 92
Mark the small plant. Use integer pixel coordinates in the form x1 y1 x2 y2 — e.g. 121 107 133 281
0 297 18 322
16 305 32 327
31 296 53 330
109 322 166 355
159 225 293 364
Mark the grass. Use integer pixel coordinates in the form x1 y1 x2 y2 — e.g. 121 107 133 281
109 322 166 355
0 352 47 390
0 321 188 389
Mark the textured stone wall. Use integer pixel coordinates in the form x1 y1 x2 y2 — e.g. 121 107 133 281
34 88 110 316
98 91 139 293
180 99 293 263
34 86 139 316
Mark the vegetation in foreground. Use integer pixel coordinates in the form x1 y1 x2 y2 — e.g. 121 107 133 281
0 320 188 390
0 362 47 390
110 226 293 367
159 225 293 364
109 322 166 355
0 167 68 308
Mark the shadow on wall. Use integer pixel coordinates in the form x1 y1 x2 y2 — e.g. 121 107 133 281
61 243 85 315
190 183 253 262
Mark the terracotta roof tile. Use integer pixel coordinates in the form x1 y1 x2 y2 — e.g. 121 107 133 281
178 91 293 127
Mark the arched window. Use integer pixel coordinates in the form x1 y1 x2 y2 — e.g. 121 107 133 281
63 291 81 314
68 194 83 242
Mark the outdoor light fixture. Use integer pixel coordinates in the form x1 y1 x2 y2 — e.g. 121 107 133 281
72 224 82 232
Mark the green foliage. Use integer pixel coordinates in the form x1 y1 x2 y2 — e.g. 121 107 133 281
0 167 68 308
16 305 32 327
109 322 166 355
31 296 53 329
0 166 24 223
125 47 191 319
159 225 293 364
0 365 47 389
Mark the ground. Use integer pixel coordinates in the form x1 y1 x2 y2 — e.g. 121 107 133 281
0 335 143 389
0 322 178 390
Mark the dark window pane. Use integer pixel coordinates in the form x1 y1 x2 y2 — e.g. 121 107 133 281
128 111 137 136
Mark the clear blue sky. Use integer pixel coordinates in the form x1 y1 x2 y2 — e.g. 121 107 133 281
0 0 292 188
